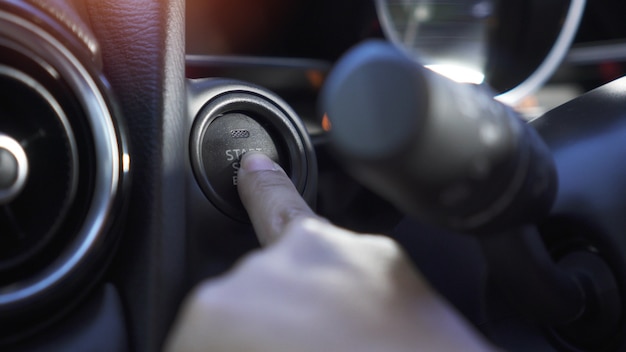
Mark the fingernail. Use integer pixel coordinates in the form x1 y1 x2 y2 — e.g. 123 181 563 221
240 152 281 172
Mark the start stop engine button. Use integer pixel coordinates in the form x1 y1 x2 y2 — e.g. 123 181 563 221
189 80 316 223
194 112 288 221
204 113 284 187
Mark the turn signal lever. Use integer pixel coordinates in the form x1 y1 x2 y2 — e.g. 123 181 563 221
320 40 620 336
320 40 556 234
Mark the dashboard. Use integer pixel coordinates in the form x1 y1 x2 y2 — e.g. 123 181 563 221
1 0 626 351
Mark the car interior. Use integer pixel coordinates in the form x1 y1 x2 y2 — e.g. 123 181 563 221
2 0 626 351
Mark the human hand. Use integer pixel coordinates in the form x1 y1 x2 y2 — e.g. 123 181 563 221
164 152 496 352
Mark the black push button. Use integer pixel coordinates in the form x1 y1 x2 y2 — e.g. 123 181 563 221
196 113 287 220
189 80 316 222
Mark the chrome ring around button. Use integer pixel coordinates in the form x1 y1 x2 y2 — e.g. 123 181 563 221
0 133 29 204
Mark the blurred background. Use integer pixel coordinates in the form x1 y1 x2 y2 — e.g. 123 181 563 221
186 0 626 117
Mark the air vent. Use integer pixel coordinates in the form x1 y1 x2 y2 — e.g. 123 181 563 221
0 64 80 276
0 3 129 337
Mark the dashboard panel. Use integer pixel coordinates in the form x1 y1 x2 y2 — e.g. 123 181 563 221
1 0 626 351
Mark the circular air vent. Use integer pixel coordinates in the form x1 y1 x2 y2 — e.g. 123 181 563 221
0 65 79 275
0 4 128 336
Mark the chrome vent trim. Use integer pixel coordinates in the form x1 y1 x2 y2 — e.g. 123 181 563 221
0 5 128 326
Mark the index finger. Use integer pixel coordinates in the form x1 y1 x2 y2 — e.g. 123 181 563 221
237 152 317 245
